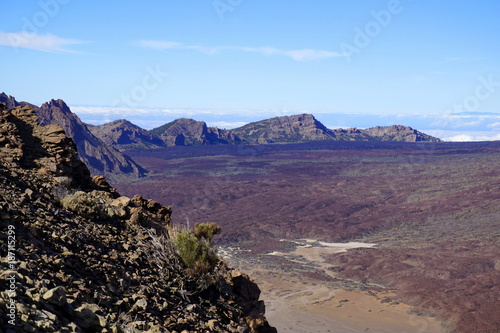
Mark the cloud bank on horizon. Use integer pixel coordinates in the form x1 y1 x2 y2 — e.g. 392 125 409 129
71 105 500 142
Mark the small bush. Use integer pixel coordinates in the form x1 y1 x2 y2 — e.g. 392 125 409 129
174 230 218 271
59 190 121 220
60 191 103 219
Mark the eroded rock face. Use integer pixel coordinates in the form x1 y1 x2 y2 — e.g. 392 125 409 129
0 103 92 189
0 103 275 332
36 99 146 182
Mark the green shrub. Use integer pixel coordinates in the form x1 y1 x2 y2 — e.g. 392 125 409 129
174 230 218 270
193 222 221 244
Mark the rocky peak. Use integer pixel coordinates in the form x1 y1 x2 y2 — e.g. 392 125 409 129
0 92 20 109
362 125 441 142
233 113 333 144
35 99 147 181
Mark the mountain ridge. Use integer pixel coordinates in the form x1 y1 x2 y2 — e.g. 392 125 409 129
92 113 441 151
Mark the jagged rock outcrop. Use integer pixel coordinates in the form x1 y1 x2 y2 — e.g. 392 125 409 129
151 118 244 146
0 103 92 189
0 102 276 332
88 119 166 151
0 92 22 110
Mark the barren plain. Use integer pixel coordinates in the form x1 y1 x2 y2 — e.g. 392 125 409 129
114 141 500 332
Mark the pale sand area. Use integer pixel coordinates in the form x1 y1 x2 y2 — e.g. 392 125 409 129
222 240 447 333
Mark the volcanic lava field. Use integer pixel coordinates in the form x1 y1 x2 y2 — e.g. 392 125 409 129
114 140 500 332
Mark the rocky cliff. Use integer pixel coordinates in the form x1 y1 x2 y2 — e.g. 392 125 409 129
36 100 146 182
0 93 146 182
0 103 276 333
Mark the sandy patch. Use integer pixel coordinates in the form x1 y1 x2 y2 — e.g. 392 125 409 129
251 271 445 333
221 240 447 333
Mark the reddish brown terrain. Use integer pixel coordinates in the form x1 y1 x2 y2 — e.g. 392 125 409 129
114 141 500 333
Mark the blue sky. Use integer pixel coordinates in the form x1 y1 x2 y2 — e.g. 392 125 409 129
1 0 500 141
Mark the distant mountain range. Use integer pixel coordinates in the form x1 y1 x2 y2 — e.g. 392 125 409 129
91 113 441 151
1 92 441 180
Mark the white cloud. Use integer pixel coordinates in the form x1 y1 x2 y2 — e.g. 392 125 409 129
138 40 182 50
138 40 344 61
487 122 500 128
0 31 86 53
243 47 344 61
208 121 248 129
444 133 500 142
137 40 223 54
429 129 500 142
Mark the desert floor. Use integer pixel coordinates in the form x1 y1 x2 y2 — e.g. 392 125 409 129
221 241 448 333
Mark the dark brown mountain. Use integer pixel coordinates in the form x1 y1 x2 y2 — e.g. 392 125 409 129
1 94 146 182
36 100 146 182
88 119 166 151
151 118 243 146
